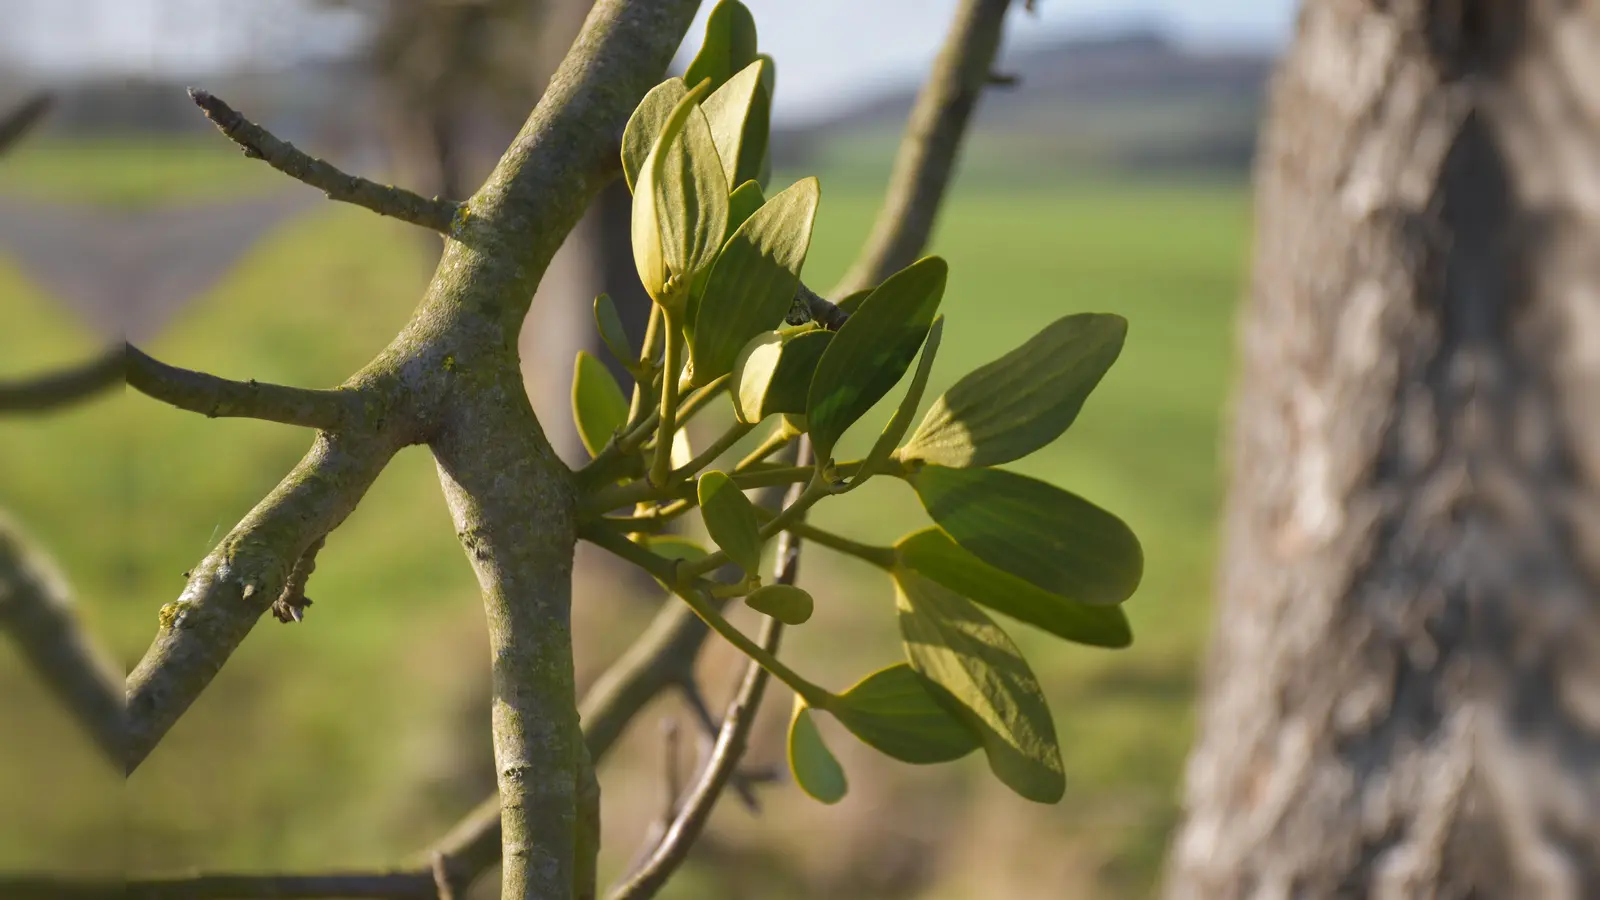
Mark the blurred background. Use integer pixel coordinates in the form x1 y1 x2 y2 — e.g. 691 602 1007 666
1 1 1290 897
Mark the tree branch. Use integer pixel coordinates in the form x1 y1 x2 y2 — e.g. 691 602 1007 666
125 344 367 431
0 514 124 764
188 89 461 234
0 347 124 414
0 93 51 157
123 431 403 772
834 0 1016 295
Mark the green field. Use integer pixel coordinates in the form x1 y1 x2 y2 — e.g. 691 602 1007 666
0 146 1249 898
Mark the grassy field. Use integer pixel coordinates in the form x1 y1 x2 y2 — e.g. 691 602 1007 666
0 144 1250 897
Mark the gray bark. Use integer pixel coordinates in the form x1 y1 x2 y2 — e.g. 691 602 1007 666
1168 1 1600 898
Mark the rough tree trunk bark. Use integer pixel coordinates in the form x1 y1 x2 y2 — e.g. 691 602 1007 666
1167 2 1600 898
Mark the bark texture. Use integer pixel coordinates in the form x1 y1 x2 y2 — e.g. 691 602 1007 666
1168 1 1600 898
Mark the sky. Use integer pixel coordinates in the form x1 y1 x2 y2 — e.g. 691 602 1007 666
2 0 1299 125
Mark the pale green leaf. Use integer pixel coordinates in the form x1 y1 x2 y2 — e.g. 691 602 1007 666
701 60 767 188
731 329 831 424
571 351 629 459
744 583 813 625
895 528 1131 648
788 699 847 804
690 177 819 387
697 470 763 576
895 570 1065 803
907 464 1143 607
643 535 707 590
621 79 687 194
830 662 979 764
806 257 947 462
903 313 1127 468
632 82 727 309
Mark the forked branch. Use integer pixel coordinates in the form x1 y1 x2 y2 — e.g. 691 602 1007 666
126 344 367 431
188 89 461 234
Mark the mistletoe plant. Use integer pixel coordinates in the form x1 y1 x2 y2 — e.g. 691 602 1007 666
572 3 1143 807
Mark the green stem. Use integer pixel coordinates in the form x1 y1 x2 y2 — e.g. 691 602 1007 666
649 312 683 487
753 513 897 569
580 461 819 518
627 304 664 425
673 422 755 480
581 525 829 707
735 425 796 471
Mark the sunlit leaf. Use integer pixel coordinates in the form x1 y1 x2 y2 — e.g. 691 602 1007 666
907 465 1142 606
745 583 813 625
571 351 628 459
740 54 775 186
895 528 1131 648
683 0 759 93
697 470 763 576
690 178 819 387
807 257 946 462
830 662 979 764
788 699 847 804
903 314 1126 468
701 60 767 188
621 78 687 194
732 329 832 424
850 316 943 490
632 82 727 311
895 570 1064 803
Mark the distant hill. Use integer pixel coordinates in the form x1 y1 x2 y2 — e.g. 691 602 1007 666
776 28 1277 178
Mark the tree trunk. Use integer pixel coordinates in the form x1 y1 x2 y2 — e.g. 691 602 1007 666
1167 2 1600 898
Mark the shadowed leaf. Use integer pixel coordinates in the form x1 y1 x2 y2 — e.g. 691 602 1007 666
907 465 1143 606
745 583 813 625
851 315 943 490
788 700 847 804
697 471 763 576
732 329 832 424
895 571 1064 803
572 351 629 459
807 257 946 462
830 662 980 764
593 294 632 366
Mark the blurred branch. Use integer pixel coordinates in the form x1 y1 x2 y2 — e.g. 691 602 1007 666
606 444 811 900
188 89 461 234
0 93 51 156
0 347 124 414
126 345 368 431
125 872 439 900
835 0 1016 295
0 514 124 764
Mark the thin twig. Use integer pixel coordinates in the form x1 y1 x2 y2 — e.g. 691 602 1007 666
0 514 124 764
835 0 1017 295
0 347 125 414
0 93 51 157
188 89 461 235
607 442 813 900
126 344 367 432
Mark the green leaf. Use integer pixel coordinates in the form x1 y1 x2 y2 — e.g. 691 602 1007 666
697 470 763 576
690 177 819 387
895 570 1065 803
621 79 687 194
903 313 1127 468
829 663 980 764
700 60 767 188
571 351 629 459
806 257 947 462
850 315 943 490
642 535 707 590
738 54 775 186
895 528 1131 648
593 294 632 366
745 583 813 625
907 464 1142 606
731 329 832 424
632 82 727 310
683 0 759 93
686 180 767 338
788 699 847 804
